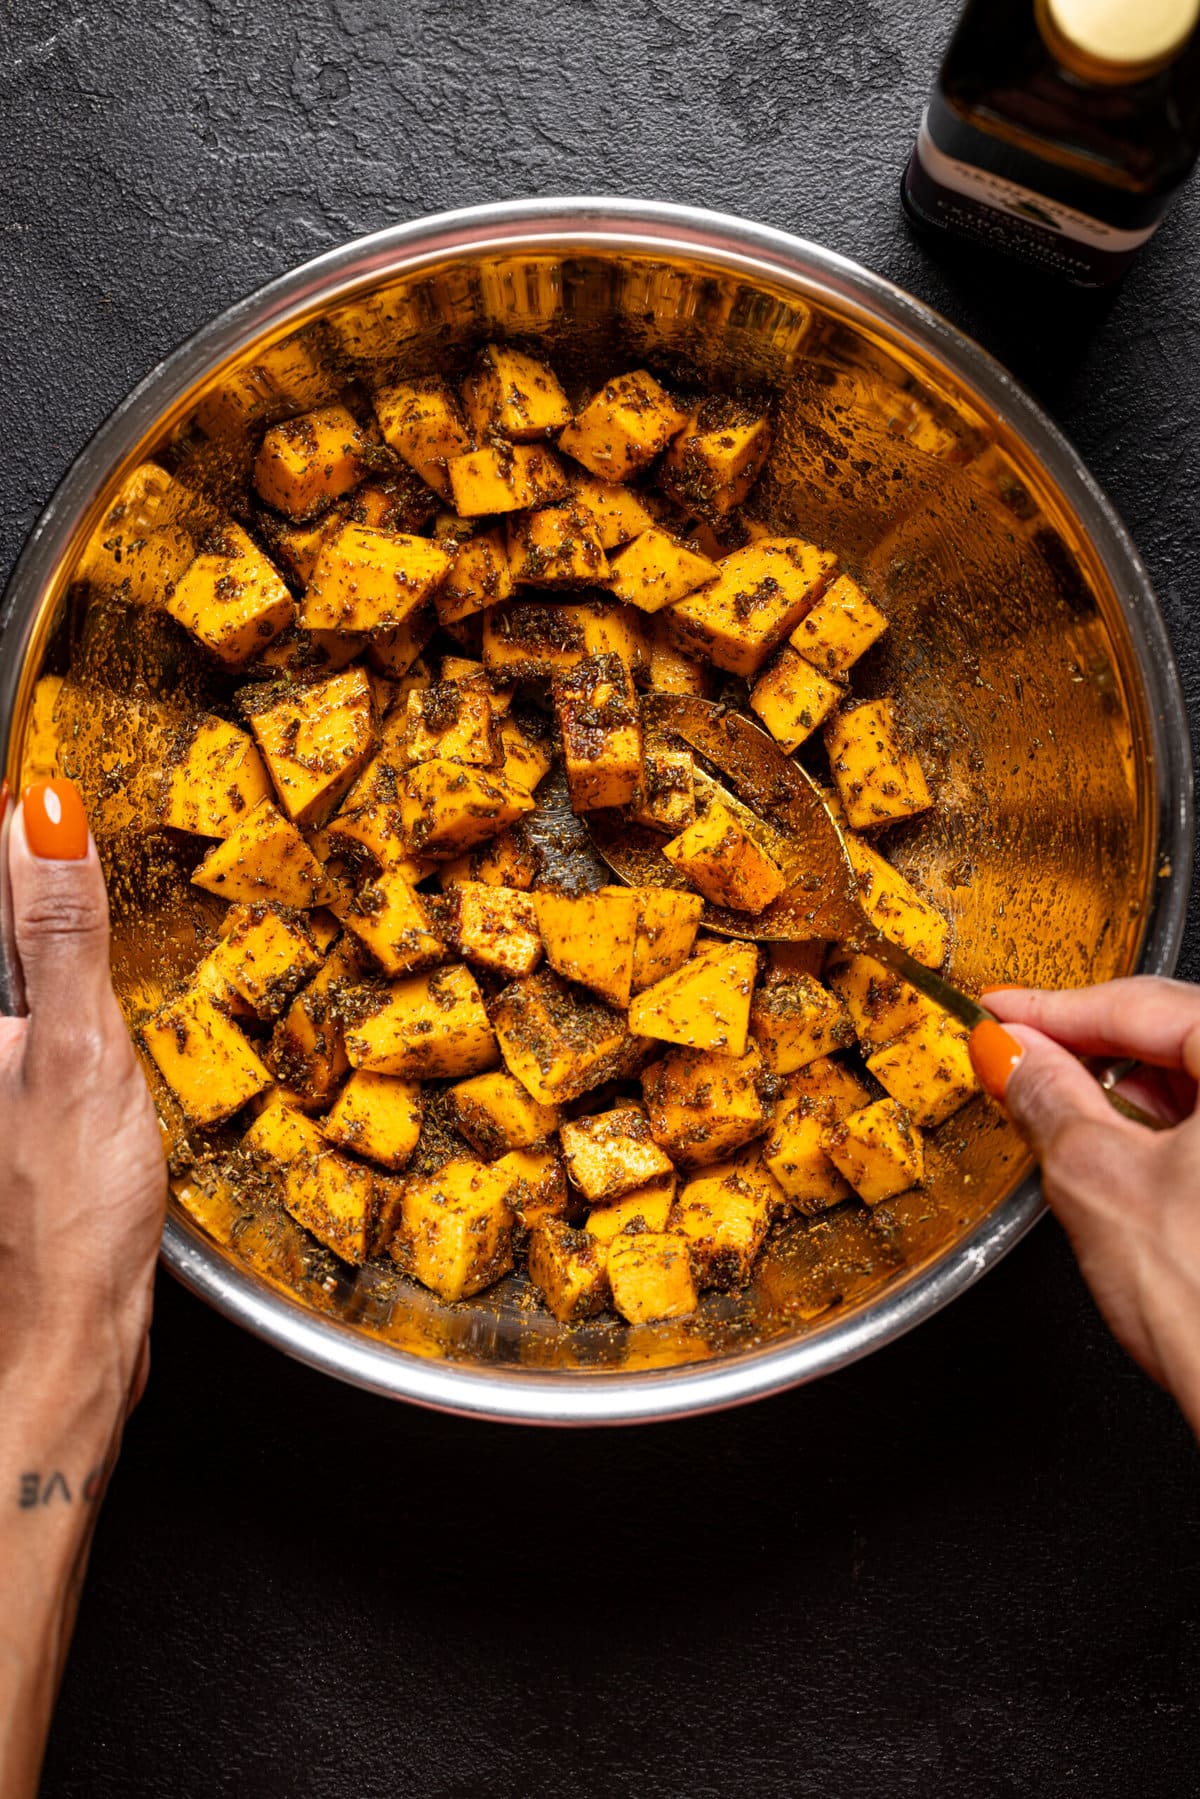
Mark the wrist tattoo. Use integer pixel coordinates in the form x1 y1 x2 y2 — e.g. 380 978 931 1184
16 1465 107 1510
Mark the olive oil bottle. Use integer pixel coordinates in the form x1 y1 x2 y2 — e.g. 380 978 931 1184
902 0 1200 285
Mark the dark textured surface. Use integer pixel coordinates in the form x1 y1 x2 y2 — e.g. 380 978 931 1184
3 2 1199 1793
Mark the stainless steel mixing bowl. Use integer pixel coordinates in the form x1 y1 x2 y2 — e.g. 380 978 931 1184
0 199 1191 1423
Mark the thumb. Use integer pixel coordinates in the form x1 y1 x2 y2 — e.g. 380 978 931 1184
971 1016 1118 1160
7 780 118 1046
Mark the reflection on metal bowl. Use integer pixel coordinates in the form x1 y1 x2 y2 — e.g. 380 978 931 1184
0 200 1191 1423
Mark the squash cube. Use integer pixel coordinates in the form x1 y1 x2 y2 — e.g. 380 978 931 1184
567 474 660 549
142 989 272 1128
493 1145 569 1230
281 1135 380 1264
671 1152 777 1288
648 616 715 697
496 717 552 796
372 376 473 499
659 400 772 516
343 870 445 976
435 654 513 713
242 1094 325 1166
823 1098 925 1206
191 798 329 908
607 1232 697 1324
748 970 855 1074
866 1012 980 1127
663 800 786 915
446 443 570 516
301 523 452 633
366 607 436 677
560 1106 674 1203
642 1042 766 1168
439 882 542 979
528 1220 610 1323
825 699 933 830
558 371 688 481
553 652 643 812
254 404 368 519
166 524 294 668
400 683 500 769
786 1054 873 1120
750 646 842 753
492 969 636 1106
345 963 497 1079
323 1071 423 1170
762 1088 854 1214
606 526 718 613
436 822 539 892
162 714 272 838
619 886 704 993
843 833 949 968
628 938 758 1056
433 527 513 626
400 761 535 857
505 501 609 587
825 951 941 1051
245 667 374 827
343 469 439 539
630 746 696 835
482 599 645 683
270 938 363 1106
790 572 888 678
394 1158 514 1301
208 903 322 1018
664 538 836 678
447 1069 560 1158
533 887 639 1009
460 344 572 441
585 1173 677 1242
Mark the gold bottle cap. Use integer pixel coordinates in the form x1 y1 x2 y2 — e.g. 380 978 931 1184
1042 0 1200 78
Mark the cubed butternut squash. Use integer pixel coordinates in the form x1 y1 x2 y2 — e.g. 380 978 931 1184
366 607 436 677
400 761 535 857
553 653 643 812
162 714 272 838
748 970 855 1074
207 903 322 1019
823 1098 924 1206
446 442 570 516
342 869 445 976
559 1106 674 1202
843 833 949 968
627 938 758 1056
659 400 772 516
584 1173 677 1242
166 524 294 667
824 699 933 830
631 746 696 835
436 822 539 892
400 683 500 769
606 1231 697 1324
671 1152 777 1288
533 887 640 1010
663 800 786 915
254 404 368 519
664 538 836 678
372 376 473 499
245 667 374 826
344 964 497 1079
790 572 888 678
482 599 645 683
492 969 637 1106
433 526 513 626
866 1012 980 1127
279 1132 380 1263
528 1220 610 1323
323 1070 423 1170
440 882 542 980
762 1089 855 1214
301 523 452 633
647 616 714 696
270 938 363 1106
642 1043 766 1167
825 951 941 1051
394 1158 515 1301
606 526 718 613
495 717 552 797
460 344 572 441
749 646 843 753
142 989 272 1128
617 886 704 993
493 1145 569 1230
506 502 609 587
566 473 660 549
191 798 329 907
558 371 688 481
446 1069 560 1158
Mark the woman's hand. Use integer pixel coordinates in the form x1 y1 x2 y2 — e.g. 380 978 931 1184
0 777 166 1799
971 979 1200 1434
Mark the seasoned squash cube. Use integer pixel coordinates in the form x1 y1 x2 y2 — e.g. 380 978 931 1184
245 667 374 826
558 371 688 481
143 989 272 1128
843 833 949 968
433 526 513 626
659 400 772 516
528 1220 610 1323
496 717 552 796
642 1042 766 1168
866 1012 980 1127
254 404 368 519
825 951 940 1051
533 887 640 1009
323 1071 423 1170
648 616 715 697
400 683 500 769
761 1089 854 1214
665 538 836 678
208 903 322 1018
825 699 932 830
192 798 329 907
553 653 643 812
631 746 696 834
567 474 660 549
748 970 855 1074
560 1106 674 1203
447 1069 560 1158
460 344 572 441
372 376 473 499
440 882 542 979
162 714 272 838
628 938 758 1056
493 1145 569 1230
270 938 363 1106
400 761 535 857
482 599 644 683
663 800 786 915
166 524 294 667
436 822 539 892
618 886 704 993
301 522 452 633
343 469 439 539
823 1098 924 1206
790 572 888 678
242 1093 324 1165
435 653 513 713
585 1173 677 1242
342 870 445 976
606 526 718 613
787 1054 873 1120
447 443 570 516
506 501 609 587
671 1153 777 1288
366 607 436 677
345 964 497 1079
394 1158 514 1301
492 969 636 1106
607 1232 697 1324
749 646 842 753
282 1136 379 1264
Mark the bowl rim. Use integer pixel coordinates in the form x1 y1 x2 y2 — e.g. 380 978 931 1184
1 196 1191 1424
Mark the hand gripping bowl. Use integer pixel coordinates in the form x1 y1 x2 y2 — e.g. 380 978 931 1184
0 200 1191 1424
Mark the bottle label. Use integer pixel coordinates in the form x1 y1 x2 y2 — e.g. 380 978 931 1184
905 111 1161 283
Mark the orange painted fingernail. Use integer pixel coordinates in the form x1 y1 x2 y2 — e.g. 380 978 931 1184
22 779 89 861
969 1019 1024 1102
981 985 1022 998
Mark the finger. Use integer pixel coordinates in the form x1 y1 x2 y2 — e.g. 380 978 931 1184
983 978 1200 1078
971 1019 1127 1159
7 780 118 1049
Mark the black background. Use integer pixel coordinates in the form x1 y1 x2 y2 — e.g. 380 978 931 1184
4 1 1200 1793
